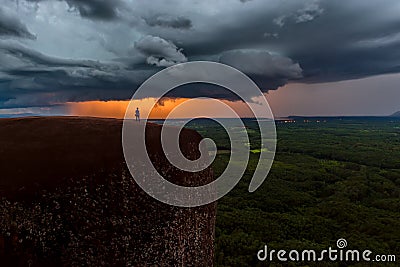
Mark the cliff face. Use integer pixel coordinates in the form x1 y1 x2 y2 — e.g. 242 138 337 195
0 117 216 266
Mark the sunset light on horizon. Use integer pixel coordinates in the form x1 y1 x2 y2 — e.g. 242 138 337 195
66 97 259 119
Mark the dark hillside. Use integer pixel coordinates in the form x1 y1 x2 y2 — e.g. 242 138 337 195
0 117 216 266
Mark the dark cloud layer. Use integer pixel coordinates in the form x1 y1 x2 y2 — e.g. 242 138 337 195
145 15 192 29
220 50 302 90
135 35 187 67
0 41 152 108
1 0 400 108
64 0 122 20
26 0 123 20
0 7 36 39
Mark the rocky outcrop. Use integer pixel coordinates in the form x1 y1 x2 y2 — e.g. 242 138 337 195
0 117 216 266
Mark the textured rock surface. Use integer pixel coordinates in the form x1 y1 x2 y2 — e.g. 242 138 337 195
0 117 216 266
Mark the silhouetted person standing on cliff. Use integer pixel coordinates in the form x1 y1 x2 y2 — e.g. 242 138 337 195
135 107 140 122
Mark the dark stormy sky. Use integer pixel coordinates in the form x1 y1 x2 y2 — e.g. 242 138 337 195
0 0 400 116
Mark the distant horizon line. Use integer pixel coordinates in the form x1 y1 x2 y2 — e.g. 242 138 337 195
0 113 399 120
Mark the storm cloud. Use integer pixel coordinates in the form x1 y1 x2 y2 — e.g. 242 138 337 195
220 50 302 89
0 7 36 39
1 0 400 108
63 0 122 20
144 15 192 29
135 35 188 67
0 41 152 108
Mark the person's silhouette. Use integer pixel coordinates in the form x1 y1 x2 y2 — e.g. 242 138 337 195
135 107 140 122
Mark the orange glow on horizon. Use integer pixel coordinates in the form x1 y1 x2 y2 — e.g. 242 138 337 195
67 100 130 119
67 98 259 119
